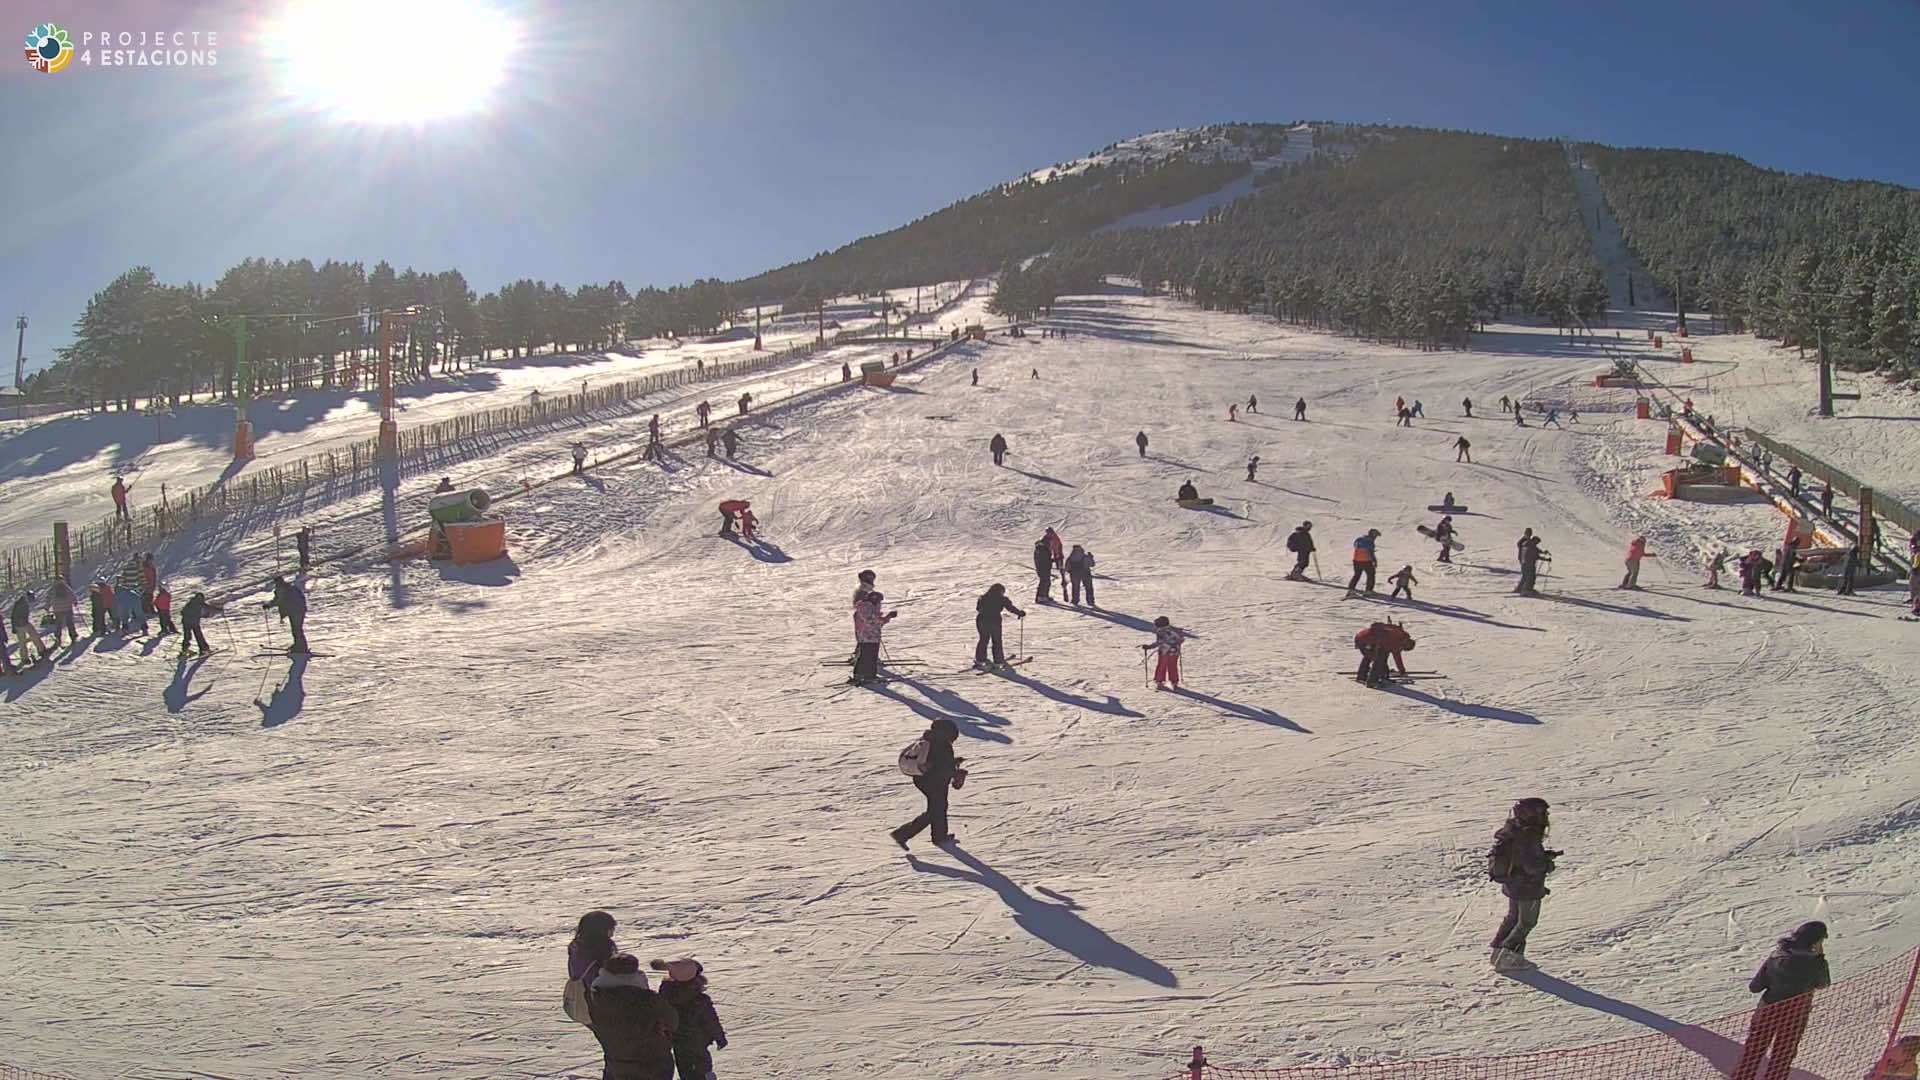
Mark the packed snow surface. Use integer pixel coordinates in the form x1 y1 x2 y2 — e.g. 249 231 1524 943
3 290 1917 1080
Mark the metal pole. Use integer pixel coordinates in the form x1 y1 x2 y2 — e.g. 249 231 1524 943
13 314 25 389
1817 325 1834 419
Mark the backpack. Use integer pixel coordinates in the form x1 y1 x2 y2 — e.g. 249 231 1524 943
1487 838 1512 883
1286 531 1304 553
898 738 930 777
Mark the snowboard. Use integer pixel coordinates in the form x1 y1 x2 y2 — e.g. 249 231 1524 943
1426 504 1469 513
1175 497 1215 508
1416 525 1466 551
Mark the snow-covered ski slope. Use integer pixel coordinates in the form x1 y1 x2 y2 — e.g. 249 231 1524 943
4 290 1917 1080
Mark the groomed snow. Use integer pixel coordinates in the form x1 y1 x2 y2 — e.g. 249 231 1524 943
3 290 1916 1080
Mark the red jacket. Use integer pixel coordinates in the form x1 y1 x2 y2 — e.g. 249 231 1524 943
1355 622 1415 652
1626 538 1649 561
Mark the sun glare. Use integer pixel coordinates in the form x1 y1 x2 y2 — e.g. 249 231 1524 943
264 0 518 124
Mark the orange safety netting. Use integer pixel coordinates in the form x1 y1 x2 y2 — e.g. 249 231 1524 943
1165 946 1919 1080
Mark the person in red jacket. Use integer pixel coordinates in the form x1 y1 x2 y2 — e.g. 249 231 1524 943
1355 620 1415 686
1621 535 1655 590
154 584 178 636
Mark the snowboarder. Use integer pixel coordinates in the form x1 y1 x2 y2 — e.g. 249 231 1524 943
154 584 177 636
1346 529 1382 597
972 584 1024 670
179 592 222 658
891 716 965 849
1514 529 1548 596
1387 565 1418 599
110 476 134 521
1454 435 1472 463
295 525 314 571
1433 516 1457 563
653 959 728 1080
564 911 619 1026
1228 403 1238 422
1247 394 1258 414
1143 616 1185 690
1245 456 1260 482
572 442 588 475
46 578 79 648
737 392 752 415
262 575 309 655
721 428 740 457
1462 396 1473 418
1706 550 1729 590
1354 619 1414 685
1620 535 1654 589
1285 522 1315 581
1065 545 1096 606
1176 478 1201 503
9 591 47 665
1731 921 1830 1080
1032 537 1054 602
989 433 1008 466
1838 545 1861 595
1030 368 1039 380
1488 797 1560 971
738 506 758 541
1396 406 1413 428
1135 431 1148 458
850 592 896 686
585 953 678 1080
1293 397 1307 421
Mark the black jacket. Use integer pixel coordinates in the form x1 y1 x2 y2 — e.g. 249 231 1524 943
1287 528 1315 554
1749 944 1831 1004
181 596 223 627
8 596 28 626
1031 542 1052 573
1517 537 1544 567
588 979 678 1080
263 581 306 620
657 979 727 1051
920 731 963 785
976 593 1024 624
1492 820 1555 900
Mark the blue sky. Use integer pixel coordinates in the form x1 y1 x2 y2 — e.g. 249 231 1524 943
5 0 1919 370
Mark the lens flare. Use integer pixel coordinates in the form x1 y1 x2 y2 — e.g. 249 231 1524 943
263 0 518 124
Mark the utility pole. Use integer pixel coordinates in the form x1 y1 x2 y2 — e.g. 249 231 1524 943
1817 324 1834 418
1675 272 1686 334
13 314 25 389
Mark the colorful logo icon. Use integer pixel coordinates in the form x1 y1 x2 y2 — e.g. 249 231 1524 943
24 22 72 74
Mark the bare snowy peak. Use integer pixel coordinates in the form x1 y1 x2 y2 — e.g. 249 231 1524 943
1018 122 1328 184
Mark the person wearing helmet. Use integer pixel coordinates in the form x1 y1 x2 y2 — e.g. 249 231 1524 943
1488 798 1560 971
1346 529 1383 597
1285 522 1315 581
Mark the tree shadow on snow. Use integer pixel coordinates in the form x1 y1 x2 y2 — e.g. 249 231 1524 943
724 535 793 564
909 847 1178 988
993 668 1142 718
1168 686 1309 733
257 656 307 729
1381 683 1539 724
875 674 1012 744
163 655 213 713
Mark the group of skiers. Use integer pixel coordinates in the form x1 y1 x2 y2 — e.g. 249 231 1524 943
1030 527 1097 607
563 910 729 1080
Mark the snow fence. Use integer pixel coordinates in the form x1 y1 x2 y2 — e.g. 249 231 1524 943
1165 944 1919 1079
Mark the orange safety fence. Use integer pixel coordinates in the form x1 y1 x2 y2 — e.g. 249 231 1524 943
1164 944 1920 1080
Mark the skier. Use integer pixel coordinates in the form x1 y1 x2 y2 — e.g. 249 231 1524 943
1030 368 1039 380
179 592 223 658
564 910 619 1026
1043 526 1066 588
9 591 46 665
705 427 719 457
1065 545 1096 607
1772 539 1799 592
738 506 758 541
1620 535 1654 589
971 368 978 387
989 433 1008 467
1293 397 1307 421
585 953 678 1080
721 428 739 457
1346 529 1382 597
1247 393 1258 414
1354 619 1415 685
1500 395 1512 414
1785 466 1802 501
653 959 728 1080
1387 565 1418 599
1142 616 1185 690
1487 797 1560 971
1135 431 1148 458
295 525 314 571
1462 396 1473 418
718 500 744 537
891 715 965 849
696 400 711 428
1514 408 1527 427
1568 407 1580 424
1738 550 1772 597
1514 529 1548 596
1245 455 1260 483
1395 396 1405 416
261 575 309 655
1838 545 1861 595
1227 403 1238 422
1031 537 1054 602
850 591 896 686
572 442 588 475
1410 400 1425 419
1731 921 1830 1080
972 584 1025 670
46 577 79 648
1455 435 1472 463
110 476 134 521
1285 521 1315 581
1434 516 1457 563
737 391 752 415
1706 550 1729 590
1543 408 1562 428
154 584 177 636
1397 406 1413 428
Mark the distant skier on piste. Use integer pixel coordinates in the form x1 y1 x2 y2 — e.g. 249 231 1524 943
1245 455 1260 482
1354 619 1414 685
892 715 965 849
1143 616 1185 690
1293 397 1307 421
110 476 134 521
1228 402 1238 422
1388 565 1418 599
1065 545 1096 606
179 592 223 658
1514 529 1548 596
1285 521 1315 580
1454 435 1472 463
572 442 587 475
972 584 1025 670
1433 515 1457 563
296 525 314 571
1135 431 1148 458
1346 529 1382 597
1462 396 1474 418
1247 393 1258 414
1031 537 1054 602
989 433 1008 466
1488 797 1560 972
262 575 309 655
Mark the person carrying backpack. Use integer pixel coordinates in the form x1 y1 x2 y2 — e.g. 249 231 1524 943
891 716 965 849
1285 521 1315 581
1732 921 1830 1080
565 910 620 1026
1487 797 1560 971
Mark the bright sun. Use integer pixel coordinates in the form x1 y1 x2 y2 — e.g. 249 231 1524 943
264 0 518 124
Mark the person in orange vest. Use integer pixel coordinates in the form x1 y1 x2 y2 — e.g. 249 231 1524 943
1346 529 1382 597
1620 535 1655 589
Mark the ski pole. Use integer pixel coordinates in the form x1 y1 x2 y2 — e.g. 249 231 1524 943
1312 552 1322 580
1018 616 1025 660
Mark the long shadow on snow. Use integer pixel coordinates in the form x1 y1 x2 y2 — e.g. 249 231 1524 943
1538 592 1690 622
1469 461 1562 485
1007 466 1075 488
875 675 1012 744
163 655 214 713
720 457 773 477
993 667 1142 718
724 535 793 564
1168 686 1309 733
1387 596 1546 633
257 656 308 728
437 555 523 586
1 660 56 700
1248 479 1339 504
909 846 1178 988
1057 604 1157 633
1144 454 1212 474
1381 683 1539 725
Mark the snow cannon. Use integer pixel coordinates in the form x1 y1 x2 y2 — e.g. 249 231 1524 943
428 488 492 525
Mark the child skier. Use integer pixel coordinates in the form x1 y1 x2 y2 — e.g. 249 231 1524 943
1388 565 1418 599
1143 616 1185 690
1245 456 1260 482
1354 620 1415 685
1706 550 1729 590
652 959 728 1080
739 507 758 541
